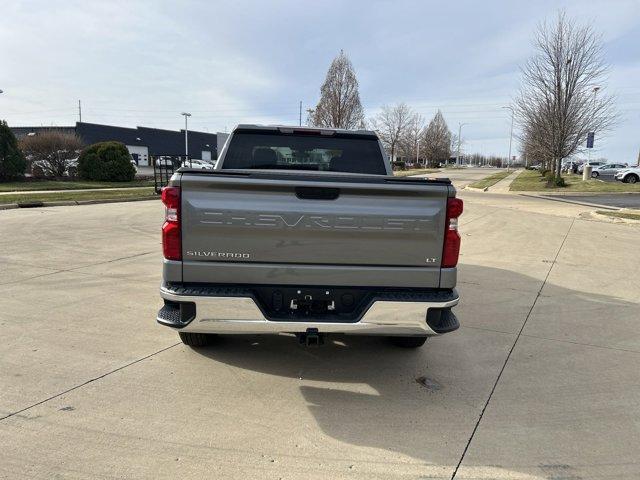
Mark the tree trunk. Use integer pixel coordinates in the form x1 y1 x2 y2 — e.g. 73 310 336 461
555 157 562 179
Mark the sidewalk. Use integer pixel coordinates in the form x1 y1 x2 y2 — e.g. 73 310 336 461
486 169 522 193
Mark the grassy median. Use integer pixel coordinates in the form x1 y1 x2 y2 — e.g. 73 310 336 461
394 168 440 177
0 187 157 206
596 210 640 221
510 169 640 192
468 170 512 190
0 179 154 192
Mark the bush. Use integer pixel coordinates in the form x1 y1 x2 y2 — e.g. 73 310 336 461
78 142 135 181
20 130 83 178
0 120 27 180
544 171 567 188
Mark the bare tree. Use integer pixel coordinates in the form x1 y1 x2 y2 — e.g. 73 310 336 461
514 12 616 180
370 103 415 163
309 51 365 129
421 110 452 167
20 131 84 178
399 113 425 165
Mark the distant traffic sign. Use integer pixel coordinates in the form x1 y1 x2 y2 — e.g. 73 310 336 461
587 132 595 148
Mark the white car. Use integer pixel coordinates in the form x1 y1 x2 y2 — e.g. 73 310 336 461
155 157 175 167
181 159 214 169
615 166 640 184
591 163 627 178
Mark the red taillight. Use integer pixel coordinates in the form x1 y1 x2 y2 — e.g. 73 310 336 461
161 186 181 260
442 198 463 268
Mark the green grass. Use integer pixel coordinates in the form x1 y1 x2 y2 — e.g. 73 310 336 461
510 170 640 192
393 168 440 177
468 170 512 190
0 179 154 192
596 210 640 221
0 187 157 205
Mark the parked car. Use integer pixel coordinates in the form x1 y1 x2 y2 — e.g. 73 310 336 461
155 157 175 167
181 159 214 169
614 166 640 184
530 164 542 170
591 163 628 178
157 124 463 349
577 161 606 174
31 157 78 178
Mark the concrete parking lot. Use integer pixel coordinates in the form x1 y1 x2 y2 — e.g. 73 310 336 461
1 170 639 479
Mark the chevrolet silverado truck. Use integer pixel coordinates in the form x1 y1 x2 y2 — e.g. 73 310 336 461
157 125 463 348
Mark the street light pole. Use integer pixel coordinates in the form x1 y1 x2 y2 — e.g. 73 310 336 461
457 123 467 166
583 86 600 181
416 137 421 167
181 112 191 167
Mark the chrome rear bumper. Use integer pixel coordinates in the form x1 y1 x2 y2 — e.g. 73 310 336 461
158 284 459 336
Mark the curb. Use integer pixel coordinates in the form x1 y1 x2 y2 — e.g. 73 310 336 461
588 209 640 224
464 186 488 192
0 195 159 211
511 190 640 197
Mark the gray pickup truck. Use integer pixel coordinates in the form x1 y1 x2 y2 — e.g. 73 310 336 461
157 125 462 348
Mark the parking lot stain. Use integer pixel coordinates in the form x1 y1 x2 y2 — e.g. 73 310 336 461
59 406 75 412
415 376 442 391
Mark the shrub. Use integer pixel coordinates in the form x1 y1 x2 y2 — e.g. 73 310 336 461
0 120 27 180
19 130 83 178
78 142 135 181
544 171 567 188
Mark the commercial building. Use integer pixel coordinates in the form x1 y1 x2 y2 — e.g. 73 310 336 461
11 122 228 166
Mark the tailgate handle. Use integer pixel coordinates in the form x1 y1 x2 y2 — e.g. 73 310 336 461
295 187 340 200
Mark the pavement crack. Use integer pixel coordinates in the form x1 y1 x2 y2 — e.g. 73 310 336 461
450 217 576 479
0 342 180 422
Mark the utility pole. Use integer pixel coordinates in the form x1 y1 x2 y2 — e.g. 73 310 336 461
299 101 302 126
78 100 82 123
502 106 514 170
457 123 467 166
416 137 421 167
181 112 191 167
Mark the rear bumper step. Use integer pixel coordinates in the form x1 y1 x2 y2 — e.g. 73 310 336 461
158 283 459 336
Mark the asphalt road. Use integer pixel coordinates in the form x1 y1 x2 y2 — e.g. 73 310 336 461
548 193 640 209
1 186 639 479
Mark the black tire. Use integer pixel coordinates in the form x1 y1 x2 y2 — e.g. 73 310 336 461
179 331 214 347
390 336 428 348
626 174 638 184
591 171 599 178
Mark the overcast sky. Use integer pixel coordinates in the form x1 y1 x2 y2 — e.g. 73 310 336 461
1 0 639 161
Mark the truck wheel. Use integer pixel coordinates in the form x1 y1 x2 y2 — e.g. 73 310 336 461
179 331 214 347
390 336 428 348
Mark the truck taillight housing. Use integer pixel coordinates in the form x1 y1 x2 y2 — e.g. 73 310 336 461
161 186 181 261
441 197 463 268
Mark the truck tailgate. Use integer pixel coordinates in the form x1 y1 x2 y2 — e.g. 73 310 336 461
179 172 450 287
